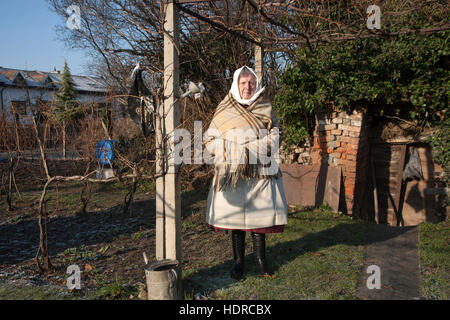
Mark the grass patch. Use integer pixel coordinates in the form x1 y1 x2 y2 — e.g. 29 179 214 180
183 208 373 300
419 220 450 300
96 275 137 300
0 280 65 300
0 279 97 300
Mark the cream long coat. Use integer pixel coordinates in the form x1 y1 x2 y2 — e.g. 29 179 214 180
206 175 288 230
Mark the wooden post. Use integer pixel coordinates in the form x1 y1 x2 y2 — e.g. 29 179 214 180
156 0 182 298
255 44 264 85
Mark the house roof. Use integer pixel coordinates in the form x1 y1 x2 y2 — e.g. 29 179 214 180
0 67 109 93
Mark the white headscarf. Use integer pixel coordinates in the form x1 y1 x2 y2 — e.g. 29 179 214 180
229 66 265 106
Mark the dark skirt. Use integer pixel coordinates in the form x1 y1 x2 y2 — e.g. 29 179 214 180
208 224 285 234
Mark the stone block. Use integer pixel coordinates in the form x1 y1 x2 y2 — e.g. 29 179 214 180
349 131 361 138
331 129 343 135
328 141 337 148
338 124 361 132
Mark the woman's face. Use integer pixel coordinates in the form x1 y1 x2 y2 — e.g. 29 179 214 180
238 73 256 100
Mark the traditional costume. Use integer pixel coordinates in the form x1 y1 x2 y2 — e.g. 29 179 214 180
205 66 288 278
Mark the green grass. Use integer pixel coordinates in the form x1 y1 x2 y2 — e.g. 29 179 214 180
96 275 137 300
0 279 96 300
0 275 136 300
183 208 373 300
419 220 450 300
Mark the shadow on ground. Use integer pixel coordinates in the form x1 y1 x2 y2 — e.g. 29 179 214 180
183 213 414 297
0 188 206 266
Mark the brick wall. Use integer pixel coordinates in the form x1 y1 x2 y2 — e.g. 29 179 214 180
279 108 370 215
310 109 369 215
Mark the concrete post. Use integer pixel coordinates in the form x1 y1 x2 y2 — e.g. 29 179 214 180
255 45 264 85
155 0 182 298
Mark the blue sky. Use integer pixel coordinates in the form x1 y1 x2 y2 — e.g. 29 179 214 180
0 0 90 76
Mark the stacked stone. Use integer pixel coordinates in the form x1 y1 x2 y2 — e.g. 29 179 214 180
279 141 313 165
295 144 313 164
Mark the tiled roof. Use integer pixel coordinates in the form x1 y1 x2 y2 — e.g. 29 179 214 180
0 67 108 93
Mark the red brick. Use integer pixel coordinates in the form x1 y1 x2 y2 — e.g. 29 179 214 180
314 139 327 149
337 136 360 144
345 185 355 195
338 124 361 132
331 152 341 159
331 129 343 135
317 136 335 143
343 171 356 179
337 159 356 167
345 166 357 173
345 182 355 189
317 123 337 131
344 179 356 187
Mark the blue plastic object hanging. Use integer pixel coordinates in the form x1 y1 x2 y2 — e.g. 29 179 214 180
95 140 116 167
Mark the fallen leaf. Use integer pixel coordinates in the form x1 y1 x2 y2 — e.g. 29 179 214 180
312 252 323 257
85 264 93 271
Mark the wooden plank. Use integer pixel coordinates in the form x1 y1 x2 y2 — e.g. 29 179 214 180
280 164 341 212
393 144 407 226
370 155 379 224
402 146 439 225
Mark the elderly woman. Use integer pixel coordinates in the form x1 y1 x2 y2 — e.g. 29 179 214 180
205 66 288 279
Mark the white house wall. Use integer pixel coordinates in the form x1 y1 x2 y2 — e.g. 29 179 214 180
0 86 110 123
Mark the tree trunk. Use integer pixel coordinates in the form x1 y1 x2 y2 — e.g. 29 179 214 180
35 178 53 272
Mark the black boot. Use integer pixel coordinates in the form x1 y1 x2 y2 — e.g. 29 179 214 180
230 230 245 279
251 232 273 276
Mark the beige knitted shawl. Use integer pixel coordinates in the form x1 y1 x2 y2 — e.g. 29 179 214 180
207 92 281 191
